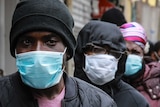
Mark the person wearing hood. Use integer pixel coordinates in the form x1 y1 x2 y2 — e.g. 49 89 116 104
74 20 149 107
0 0 117 107
120 22 160 107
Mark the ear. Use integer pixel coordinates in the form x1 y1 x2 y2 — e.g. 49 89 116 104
67 54 70 59
65 50 71 61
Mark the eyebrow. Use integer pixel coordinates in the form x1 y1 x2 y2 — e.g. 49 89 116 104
45 33 58 37
43 33 62 40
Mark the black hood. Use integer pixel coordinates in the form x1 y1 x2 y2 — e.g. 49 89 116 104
74 20 127 86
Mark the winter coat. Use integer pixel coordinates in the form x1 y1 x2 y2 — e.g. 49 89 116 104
74 21 149 107
131 62 160 107
0 72 116 107
111 80 149 107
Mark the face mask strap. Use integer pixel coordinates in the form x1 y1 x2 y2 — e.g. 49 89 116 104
116 53 123 61
15 50 18 56
62 65 66 72
63 47 67 54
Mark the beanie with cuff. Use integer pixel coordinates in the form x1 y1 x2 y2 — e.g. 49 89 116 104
10 0 76 60
120 22 147 50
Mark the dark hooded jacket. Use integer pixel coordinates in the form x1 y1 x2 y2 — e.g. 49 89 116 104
74 20 149 107
0 72 116 107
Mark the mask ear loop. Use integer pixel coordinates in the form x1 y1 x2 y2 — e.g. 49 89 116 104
64 47 71 60
62 47 67 72
116 51 126 61
15 50 18 57
62 66 66 72
83 54 89 72
63 47 67 54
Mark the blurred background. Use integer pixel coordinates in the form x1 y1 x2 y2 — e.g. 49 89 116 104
0 0 160 76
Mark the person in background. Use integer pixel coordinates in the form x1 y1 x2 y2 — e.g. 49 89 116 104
0 69 3 77
120 22 160 107
74 20 149 107
0 0 117 107
101 7 127 26
152 40 160 62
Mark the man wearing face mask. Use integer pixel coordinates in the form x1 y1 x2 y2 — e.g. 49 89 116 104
120 22 160 107
74 20 149 107
0 0 117 107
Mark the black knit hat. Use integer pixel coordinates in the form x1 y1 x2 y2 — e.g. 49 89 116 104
101 8 127 26
10 0 76 60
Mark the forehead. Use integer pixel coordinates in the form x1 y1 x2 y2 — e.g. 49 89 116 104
20 31 61 39
86 43 110 48
83 43 110 49
126 41 142 50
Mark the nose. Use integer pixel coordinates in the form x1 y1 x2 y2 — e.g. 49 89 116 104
35 41 43 51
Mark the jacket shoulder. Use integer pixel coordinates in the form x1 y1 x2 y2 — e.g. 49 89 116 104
72 77 117 107
0 73 17 106
114 80 149 107
0 73 15 91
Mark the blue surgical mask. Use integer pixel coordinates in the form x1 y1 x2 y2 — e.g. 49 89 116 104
16 49 66 89
124 54 142 76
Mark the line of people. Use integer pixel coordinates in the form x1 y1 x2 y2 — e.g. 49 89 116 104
0 0 116 107
0 0 160 107
99 7 160 107
74 20 149 107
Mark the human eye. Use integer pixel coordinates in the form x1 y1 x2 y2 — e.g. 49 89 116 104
83 44 106 55
93 47 106 54
24 39 32 46
45 37 57 46
17 37 32 47
132 50 141 55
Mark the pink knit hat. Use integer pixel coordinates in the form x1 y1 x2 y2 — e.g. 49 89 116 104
120 22 147 49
